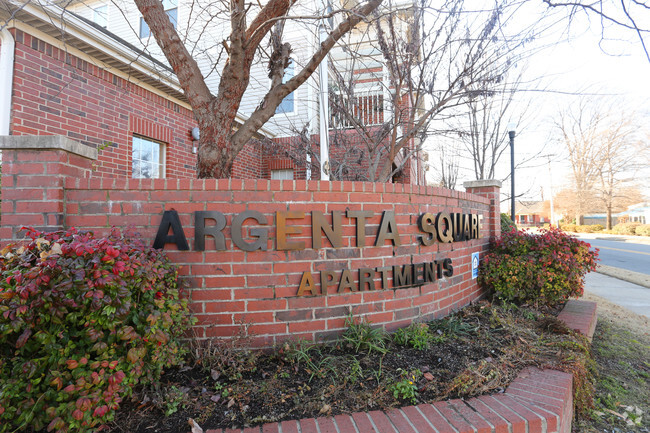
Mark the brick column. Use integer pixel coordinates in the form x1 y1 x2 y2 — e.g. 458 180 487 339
464 180 502 241
0 136 97 243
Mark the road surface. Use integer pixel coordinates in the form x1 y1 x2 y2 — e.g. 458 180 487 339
577 236 650 276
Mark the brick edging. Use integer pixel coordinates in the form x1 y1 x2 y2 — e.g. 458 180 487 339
204 299 597 433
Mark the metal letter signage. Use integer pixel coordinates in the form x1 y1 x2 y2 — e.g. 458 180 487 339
153 209 482 296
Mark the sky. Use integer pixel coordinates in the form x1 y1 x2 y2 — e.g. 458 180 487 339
431 2 650 207
514 6 650 202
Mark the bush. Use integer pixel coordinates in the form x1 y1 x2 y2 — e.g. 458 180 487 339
635 224 650 236
0 228 194 432
590 224 604 232
478 227 599 307
612 223 640 236
561 223 577 233
500 213 517 233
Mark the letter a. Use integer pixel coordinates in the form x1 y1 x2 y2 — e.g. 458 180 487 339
297 272 319 296
153 210 189 250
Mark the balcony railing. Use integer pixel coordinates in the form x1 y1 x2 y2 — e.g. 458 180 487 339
330 91 384 129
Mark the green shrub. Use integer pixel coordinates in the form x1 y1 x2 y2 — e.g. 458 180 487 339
591 224 604 232
635 224 650 236
0 227 194 432
500 213 517 233
478 228 599 307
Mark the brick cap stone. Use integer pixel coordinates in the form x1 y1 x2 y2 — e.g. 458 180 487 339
464 179 502 189
0 135 98 160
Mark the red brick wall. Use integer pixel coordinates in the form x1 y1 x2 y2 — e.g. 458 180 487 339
8 28 262 180
1 141 500 347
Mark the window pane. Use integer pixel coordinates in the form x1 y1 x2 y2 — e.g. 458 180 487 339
166 8 177 28
139 17 150 38
132 136 164 179
132 159 141 178
94 5 107 28
162 0 177 9
151 141 159 163
132 136 141 160
271 169 293 180
275 61 295 114
276 93 294 113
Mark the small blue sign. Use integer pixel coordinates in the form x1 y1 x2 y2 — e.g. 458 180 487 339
471 252 480 279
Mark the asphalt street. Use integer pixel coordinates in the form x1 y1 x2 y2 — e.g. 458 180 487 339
580 237 650 276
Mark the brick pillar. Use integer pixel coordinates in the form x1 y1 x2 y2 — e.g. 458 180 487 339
464 180 502 241
0 136 97 243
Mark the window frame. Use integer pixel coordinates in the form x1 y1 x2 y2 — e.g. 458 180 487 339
270 169 294 180
131 135 166 179
140 0 178 39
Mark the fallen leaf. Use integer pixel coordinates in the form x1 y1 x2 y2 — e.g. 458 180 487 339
227 398 235 408
188 418 203 433
423 372 434 381
319 404 332 415
211 369 220 380
210 395 221 403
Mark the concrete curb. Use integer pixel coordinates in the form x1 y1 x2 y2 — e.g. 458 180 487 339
205 300 598 433
596 264 650 289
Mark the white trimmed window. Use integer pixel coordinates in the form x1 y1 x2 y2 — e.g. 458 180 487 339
140 0 177 38
132 135 165 178
271 169 293 180
93 4 108 28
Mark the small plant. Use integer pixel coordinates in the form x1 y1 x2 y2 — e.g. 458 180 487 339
429 315 475 339
341 315 388 355
0 227 193 432
390 369 422 404
161 386 188 416
347 357 364 383
393 323 437 350
283 340 337 382
479 227 599 307
190 322 259 381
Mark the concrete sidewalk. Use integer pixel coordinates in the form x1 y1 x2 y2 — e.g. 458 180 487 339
585 272 650 318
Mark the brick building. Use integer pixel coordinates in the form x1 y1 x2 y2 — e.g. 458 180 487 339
0 3 498 346
0 0 425 184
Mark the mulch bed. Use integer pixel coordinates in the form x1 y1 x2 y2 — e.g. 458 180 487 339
107 301 580 433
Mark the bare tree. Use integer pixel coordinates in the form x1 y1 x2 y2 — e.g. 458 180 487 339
595 114 645 228
267 0 538 183
133 0 382 178
455 71 530 181
553 98 646 226
542 0 650 62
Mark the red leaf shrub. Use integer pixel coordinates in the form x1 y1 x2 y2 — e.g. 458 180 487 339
0 228 194 432
478 227 599 307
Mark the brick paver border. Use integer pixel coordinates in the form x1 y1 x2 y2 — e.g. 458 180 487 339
206 299 597 433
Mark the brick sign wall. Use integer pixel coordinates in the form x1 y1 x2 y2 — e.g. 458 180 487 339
0 136 501 346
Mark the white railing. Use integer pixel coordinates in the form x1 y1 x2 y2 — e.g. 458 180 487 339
330 91 384 129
